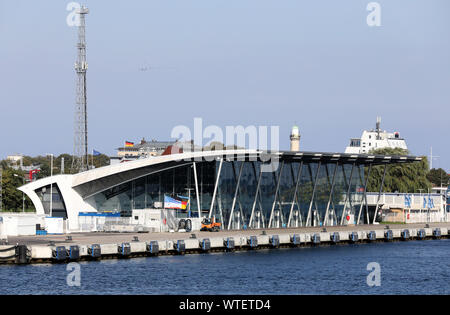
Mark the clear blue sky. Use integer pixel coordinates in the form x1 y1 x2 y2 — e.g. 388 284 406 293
1 0 449 170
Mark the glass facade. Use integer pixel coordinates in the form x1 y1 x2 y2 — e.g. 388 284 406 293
35 184 68 219
84 158 372 229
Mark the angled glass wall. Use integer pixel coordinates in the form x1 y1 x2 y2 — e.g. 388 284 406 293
312 163 336 227
35 184 68 219
84 157 374 229
276 162 298 228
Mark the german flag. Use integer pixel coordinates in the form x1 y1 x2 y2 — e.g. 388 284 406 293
125 141 134 147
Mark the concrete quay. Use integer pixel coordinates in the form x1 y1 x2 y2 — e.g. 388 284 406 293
1 222 449 265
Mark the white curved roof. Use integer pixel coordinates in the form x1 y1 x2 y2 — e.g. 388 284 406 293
18 148 421 199
71 149 258 187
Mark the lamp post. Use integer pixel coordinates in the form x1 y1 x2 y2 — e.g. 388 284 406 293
13 174 25 212
46 154 54 216
185 188 194 218
417 189 424 218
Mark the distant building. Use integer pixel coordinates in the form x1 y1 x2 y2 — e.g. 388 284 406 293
117 138 175 158
5 154 39 172
6 154 23 164
113 138 203 164
345 117 408 154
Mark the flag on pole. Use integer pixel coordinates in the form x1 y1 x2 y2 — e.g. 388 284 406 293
125 141 134 147
177 195 189 210
93 149 101 156
164 195 189 210
164 195 182 209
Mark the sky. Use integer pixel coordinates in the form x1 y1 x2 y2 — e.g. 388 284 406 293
0 0 449 170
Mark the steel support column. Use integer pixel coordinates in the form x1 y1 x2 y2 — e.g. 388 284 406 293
216 190 225 229
268 162 285 228
340 163 355 225
289 163 304 227
306 162 321 227
288 161 303 227
192 162 201 218
323 162 339 226
209 158 223 218
357 164 371 225
249 163 263 228
227 161 245 230
372 164 388 224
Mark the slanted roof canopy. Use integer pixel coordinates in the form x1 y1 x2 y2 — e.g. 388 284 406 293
69 149 421 200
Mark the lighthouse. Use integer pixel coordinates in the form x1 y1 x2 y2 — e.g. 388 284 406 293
290 125 300 152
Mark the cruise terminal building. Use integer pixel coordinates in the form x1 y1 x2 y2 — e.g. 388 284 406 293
19 149 421 232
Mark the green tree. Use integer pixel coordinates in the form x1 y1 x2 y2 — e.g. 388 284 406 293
0 167 34 212
16 153 110 179
426 168 449 187
1 152 111 211
90 154 110 169
366 148 431 193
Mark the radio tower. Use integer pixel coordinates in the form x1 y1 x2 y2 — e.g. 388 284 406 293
72 5 89 173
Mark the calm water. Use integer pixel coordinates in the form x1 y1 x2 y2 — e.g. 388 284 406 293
2 239 450 294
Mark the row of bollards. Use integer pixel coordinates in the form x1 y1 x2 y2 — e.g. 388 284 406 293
3 226 447 265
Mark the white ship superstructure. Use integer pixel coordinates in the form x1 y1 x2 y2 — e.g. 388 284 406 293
345 117 408 154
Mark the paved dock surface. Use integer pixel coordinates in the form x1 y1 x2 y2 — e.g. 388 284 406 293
8 222 450 246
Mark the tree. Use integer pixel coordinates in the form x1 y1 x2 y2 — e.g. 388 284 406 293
90 154 110 169
366 148 431 193
426 168 449 187
0 167 34 212
0 152 111 211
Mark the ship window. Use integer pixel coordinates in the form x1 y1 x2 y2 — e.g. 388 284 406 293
350 139 361 147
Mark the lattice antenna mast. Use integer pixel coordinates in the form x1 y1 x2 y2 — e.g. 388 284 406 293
72 5 89 173
375 116 381 140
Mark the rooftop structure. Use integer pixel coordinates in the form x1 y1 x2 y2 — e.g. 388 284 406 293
345 117 408 154
116 138 201 159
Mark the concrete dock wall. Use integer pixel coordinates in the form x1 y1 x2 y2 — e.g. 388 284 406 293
1 223 449 265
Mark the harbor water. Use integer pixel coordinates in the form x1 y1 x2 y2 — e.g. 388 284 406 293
2 239 450 295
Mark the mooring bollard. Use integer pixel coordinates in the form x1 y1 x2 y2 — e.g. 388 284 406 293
433 228 441 239
312 233 321 244
147 241 159 254
248 236 258 248
68 245 80 260
88 244 101 258
384 230 393 241
291 234 301 246
53 246 67 261
225 237 235 251
270 235 280 248
331 232 340 243
119 243 131 257
175 240 186 254
401 229 410 240
349 232 359 243
201 238 211 252
417 229 426 240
